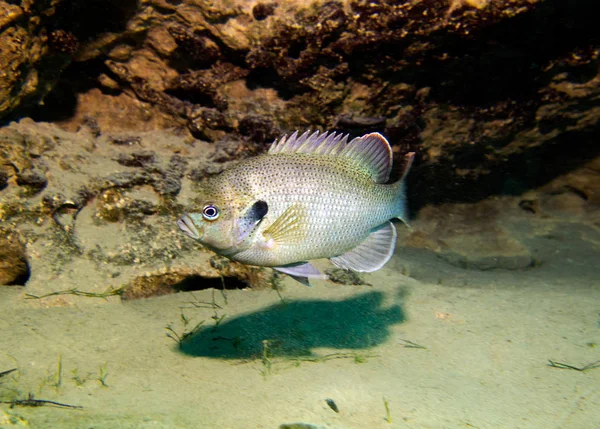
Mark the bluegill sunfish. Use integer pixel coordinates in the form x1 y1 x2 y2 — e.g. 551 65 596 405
177 130 414 285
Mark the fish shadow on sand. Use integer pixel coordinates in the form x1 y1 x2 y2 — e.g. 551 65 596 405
178 291 405 359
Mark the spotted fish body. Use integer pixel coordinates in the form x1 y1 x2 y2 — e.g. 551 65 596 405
177 131 414 285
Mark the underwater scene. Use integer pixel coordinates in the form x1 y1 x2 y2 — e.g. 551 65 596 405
0 0 598 428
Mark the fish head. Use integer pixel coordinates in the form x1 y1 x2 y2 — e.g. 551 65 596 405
177 180 259 256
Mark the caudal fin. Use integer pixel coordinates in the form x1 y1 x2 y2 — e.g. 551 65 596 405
395 152 415 225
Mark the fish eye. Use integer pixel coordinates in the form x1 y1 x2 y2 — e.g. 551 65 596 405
202 204 219 221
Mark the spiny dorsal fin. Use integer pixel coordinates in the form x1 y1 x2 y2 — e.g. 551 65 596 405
268 130 393 183
268 130 349 156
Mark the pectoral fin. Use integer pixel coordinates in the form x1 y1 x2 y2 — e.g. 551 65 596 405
330 222 397 272
263 203 307 245
274 262 328 287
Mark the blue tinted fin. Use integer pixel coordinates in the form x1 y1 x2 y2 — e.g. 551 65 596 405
395 152 415 225
274 262 328 287
330 222 397 272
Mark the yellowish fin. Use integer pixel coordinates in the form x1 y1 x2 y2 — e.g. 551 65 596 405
263 203 307 246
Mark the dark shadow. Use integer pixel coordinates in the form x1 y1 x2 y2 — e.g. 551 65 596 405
351 0 598 107
6 259 31 287
365 0 600 212
51 0 140 43
173 275 248 291
406 122 600 214
178 290 404 359
28 57 126 123
245 67 309 101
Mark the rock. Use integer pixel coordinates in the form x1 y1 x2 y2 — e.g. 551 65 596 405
542 192 587 216
168 25 222 68
511 154 600 221
94 189 156 223
110 135 142 146
0 169 8 190
237 114 280 143
153 172 182 197
121 268 202 300
0 1 61 120
0 119 282 299
279 424 327 429
436 232 534 271
0 0 142 121
115 150 156 167
101 171 154 189
538 156 600 206
325 268 370 286
187 107 231 141
16 169 48 192
20 0 595 211
404 200 534 270
0 1 599 299
121 262 271 300
252 3 276 21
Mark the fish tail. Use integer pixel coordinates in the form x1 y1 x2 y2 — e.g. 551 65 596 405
394 152 415 225
393 178 409 224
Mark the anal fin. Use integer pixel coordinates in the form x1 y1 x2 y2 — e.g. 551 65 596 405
330 222 397 272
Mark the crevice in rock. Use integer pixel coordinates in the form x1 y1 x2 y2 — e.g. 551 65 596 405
173 275 248 292
408 123 600 212
30 58 116 123
51 0 139 42
5 259 30 286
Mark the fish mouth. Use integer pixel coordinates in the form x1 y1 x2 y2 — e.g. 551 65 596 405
177 214 202 239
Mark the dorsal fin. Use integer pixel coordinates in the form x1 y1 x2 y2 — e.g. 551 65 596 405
268 130 349 156
268 130 393 183
339 133 393 183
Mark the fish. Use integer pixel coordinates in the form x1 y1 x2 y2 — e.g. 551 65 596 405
177 130 414 285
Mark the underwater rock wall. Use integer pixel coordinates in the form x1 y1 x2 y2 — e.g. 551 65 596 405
0 0 599 295
0 0 69 120
0 0 139 120
0 118 596 298
0 119 272 294
1 0 596 210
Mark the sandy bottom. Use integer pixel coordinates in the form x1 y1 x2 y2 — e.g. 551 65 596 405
1 222 599 429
